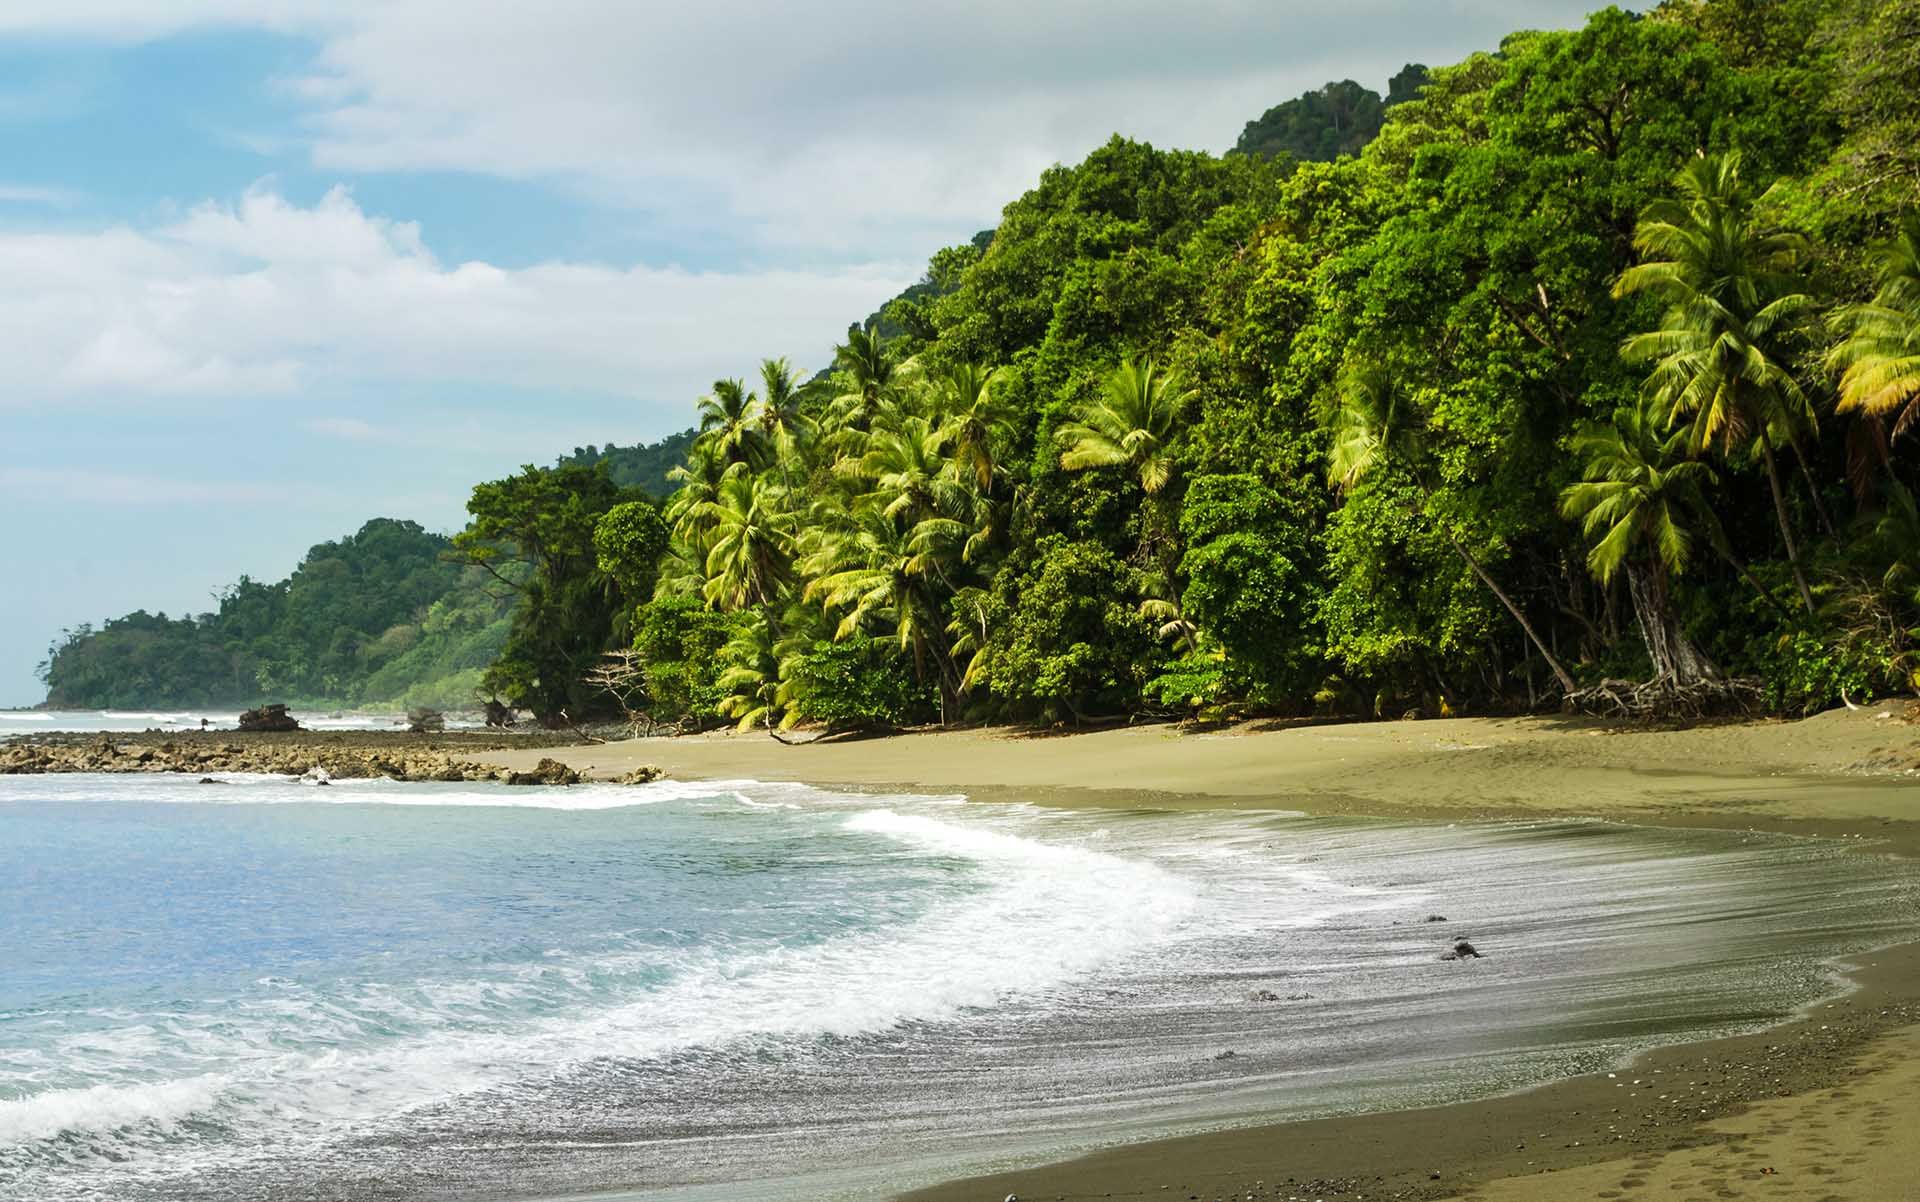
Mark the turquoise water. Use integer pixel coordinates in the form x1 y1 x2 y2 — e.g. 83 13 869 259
1 772 1915 1201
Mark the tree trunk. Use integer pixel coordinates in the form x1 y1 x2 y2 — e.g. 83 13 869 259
1787 431 1837 538
1624 561 1718 685
1757 432 1817 615
1445 534 1579 697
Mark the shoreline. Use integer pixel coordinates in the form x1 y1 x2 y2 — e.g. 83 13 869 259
473 710 1920 1200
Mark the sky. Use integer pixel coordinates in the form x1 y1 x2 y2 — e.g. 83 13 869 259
0 0 1598 706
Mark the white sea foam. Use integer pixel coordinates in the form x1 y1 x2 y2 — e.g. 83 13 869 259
0 1076 227 1145
0 794 1197 1179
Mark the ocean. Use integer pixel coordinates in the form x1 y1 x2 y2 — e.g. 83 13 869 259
1 770 1915 1201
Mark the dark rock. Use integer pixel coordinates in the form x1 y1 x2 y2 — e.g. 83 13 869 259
406 707 446 734
483 699 516 729
1446 939 1482 960
1213 1050 1238 1060
197 776 222 784
503 757 581 787
1426 914 1448 922
1249 989 1282 1002
237 704 301 733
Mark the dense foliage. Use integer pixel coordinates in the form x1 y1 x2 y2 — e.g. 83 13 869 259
607 0 1920 732
43 2 1920 729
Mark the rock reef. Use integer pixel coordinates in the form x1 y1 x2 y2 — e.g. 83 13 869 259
0 730 659 787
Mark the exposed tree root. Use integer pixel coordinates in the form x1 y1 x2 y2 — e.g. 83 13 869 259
1566 675 1762 720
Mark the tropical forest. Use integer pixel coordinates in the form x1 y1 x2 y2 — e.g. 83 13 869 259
41 1 1920 731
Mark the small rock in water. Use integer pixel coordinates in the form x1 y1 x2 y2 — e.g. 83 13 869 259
1425 914 1448 922
1451 939 1481 958
1213 1050 1238 1061
1249 989 1281 1002
197 776 222 785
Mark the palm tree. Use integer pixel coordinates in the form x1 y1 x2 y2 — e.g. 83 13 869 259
802 506 967 717
926 362 1010 490
1614 151 1820 613
827 326 903 435
1054 360 1186 495
756 356 810 482
1829 212 1920 445
697 466 795 612
716 613 796 734
694 378 765 467
1326 360 1580 696
837 410 971 525
663 442 727 540
1559 396 1721 685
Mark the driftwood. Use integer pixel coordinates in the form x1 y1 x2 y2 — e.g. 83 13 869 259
1567 675 1762 720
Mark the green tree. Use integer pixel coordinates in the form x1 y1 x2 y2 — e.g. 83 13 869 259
1325 362 1580 695
697 467 796 612
1829 213 1920 444
1615 152 1821 612
1560 396 1722 684
1054 360 1187 495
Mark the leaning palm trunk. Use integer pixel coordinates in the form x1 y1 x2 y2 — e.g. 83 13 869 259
1623 561 1718 685
1756 431 1818 614
1442 532 1579 697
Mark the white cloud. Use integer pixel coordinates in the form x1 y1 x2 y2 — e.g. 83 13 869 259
0 2 1597 256
0 184 914 414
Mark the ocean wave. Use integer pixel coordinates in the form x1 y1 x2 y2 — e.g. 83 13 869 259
0 796 1193 1183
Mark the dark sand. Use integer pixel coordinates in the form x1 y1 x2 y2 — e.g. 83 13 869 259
475 708 1920 1201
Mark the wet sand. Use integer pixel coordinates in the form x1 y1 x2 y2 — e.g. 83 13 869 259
473 709 1920 1201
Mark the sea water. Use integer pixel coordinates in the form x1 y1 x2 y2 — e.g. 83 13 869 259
1 773 1915 1202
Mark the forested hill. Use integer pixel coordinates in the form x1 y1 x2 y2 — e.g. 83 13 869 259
41 0 1920 729
39 519 516 710
1234 64 1430 162
554 430 697 497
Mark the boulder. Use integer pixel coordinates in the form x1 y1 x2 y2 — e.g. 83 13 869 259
238 704 301 733
503 757 581 787
615 766 662 785
406 707 445 734
483 699 516 729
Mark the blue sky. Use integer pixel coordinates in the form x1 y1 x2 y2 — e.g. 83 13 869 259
0 1 1595 706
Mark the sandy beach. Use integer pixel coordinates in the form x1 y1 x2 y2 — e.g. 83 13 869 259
476 709 1920 1201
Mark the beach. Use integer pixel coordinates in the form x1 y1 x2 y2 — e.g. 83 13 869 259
474 708 1920 1201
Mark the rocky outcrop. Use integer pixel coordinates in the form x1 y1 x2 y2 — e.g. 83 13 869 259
0 732 646 788
502 758 583 787
406 708 445 734
237 704 301 732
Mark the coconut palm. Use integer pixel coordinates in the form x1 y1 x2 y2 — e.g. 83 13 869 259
802 506 967 714
1326 359 1579 696
1054 359 1187 494
1829 212 1920 444
827 326 903 435
1559 396 1721 684
925 362 1011 490
1614 152 1820 613
715 613 797 733
837 411 971 525
755 356 810 481
663 442 727 540
697 466 795 612
694 377 765 468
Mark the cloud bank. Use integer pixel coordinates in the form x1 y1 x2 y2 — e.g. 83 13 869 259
0 185 913 410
